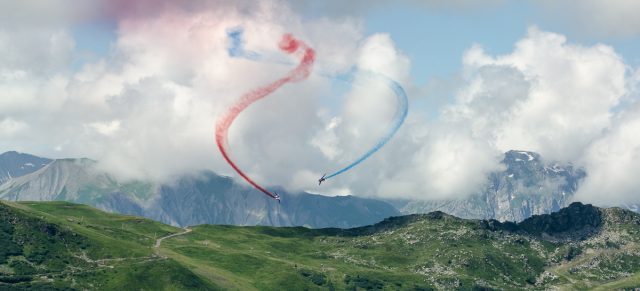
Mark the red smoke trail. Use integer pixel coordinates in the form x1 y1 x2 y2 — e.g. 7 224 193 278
215 34 315 200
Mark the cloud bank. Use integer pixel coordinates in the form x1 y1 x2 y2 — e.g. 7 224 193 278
0 1 639 206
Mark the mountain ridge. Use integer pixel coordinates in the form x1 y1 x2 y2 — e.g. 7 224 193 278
0 154 399 228
1 200 639 289
1 150 637 229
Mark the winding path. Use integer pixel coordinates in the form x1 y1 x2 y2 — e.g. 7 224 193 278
155 227 192 248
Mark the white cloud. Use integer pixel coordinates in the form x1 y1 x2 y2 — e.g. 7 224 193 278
374 27 634 201
576 103 640 205
537 0 640 38
1 1 639 207
0 0 365 185
378 128 505 200
459 27 627 162
0 27 74 115
0 118 28 138
87 120 121 136
311 117 342 160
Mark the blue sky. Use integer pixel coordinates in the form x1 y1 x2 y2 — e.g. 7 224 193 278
70 1 640 87
365 2 533 83
363 1 640 85
70 20 116 70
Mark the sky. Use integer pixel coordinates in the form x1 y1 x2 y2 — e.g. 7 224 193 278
1 0 639 206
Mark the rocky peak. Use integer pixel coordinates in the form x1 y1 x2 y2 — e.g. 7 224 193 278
517 202 602 236
503 150 540 164
401 150 589 222
485 202 640 241
481 202 604 240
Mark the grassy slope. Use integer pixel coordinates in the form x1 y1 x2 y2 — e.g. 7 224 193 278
1 201 639 290
0 200 218 290
162 215 548 290
161 212 640 290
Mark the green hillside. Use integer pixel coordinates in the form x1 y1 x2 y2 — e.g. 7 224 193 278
1 200 639 290
0 200 217 290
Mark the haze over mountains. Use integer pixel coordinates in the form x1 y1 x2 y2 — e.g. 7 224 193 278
0 151 398 228
0 150 637 228
397 150 588 221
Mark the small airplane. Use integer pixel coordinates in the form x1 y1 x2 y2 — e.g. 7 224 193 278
273 192 281 203
318 174 327 185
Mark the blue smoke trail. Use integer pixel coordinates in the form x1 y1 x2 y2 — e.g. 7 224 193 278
227 27 262 61
226 27 409 182
324 73 408 180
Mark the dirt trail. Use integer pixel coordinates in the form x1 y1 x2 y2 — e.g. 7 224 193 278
155 227 192 248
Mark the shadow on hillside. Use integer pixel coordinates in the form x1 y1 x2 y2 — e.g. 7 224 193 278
481 202 604 241
256 202 624 242
255 211 459 238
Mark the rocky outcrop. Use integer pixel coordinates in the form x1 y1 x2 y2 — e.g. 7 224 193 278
516 202 602 238
480 202 640 241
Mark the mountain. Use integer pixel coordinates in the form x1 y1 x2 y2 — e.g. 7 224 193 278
0 151 51 185
144 171 398 228
0 156 399 228
1 200 639 290
398 150 588 221
1 150 636 227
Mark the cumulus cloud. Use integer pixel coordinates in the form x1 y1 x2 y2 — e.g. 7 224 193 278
462 27 627 162
370 27 636 202
0 0 363 184
81 2 339 182
575 103 640 205
1 1 639 206
371 27 632 201
0 118 28 138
